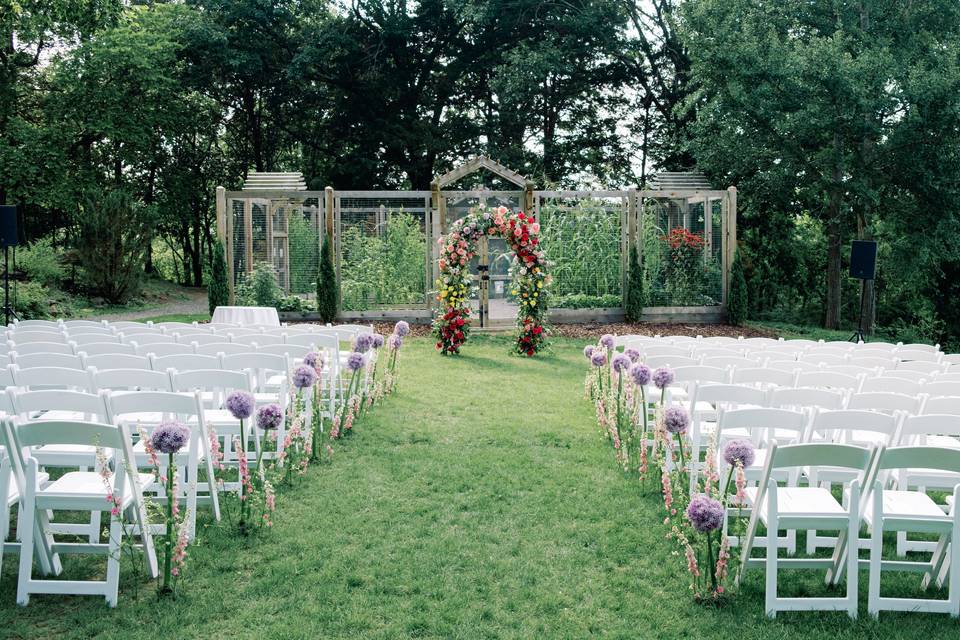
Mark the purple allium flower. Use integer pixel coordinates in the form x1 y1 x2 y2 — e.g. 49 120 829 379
150 420 190 455
303 351 324 371
611 353 631 372
652 367 675 389
371 333 385 349
583 345 595 359
394 321 411 337
388 334 403 351
629 363 651 386
292 365 318 389
256 404 283 431
354 333 374 353
590 351 607 368
723 439 756 468
686 494 724 533
225 390 255 420
664 405 690 434
347 351 365 372
625 348 640 363
600 334 615 349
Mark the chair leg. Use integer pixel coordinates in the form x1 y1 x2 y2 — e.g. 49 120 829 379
897 530 908 557
765 519 778 618
105 515 122 607
950 527 960 618
868 517 882 619
846 504 859 619
16 494 36 606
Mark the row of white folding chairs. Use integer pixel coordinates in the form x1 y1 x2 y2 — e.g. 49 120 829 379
626 339 949 365
730 437 960 618
617 331 941 351
6 326 372 349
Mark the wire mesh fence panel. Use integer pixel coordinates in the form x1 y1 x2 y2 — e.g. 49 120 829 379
535 194 625 309
285 199 321 297
336 194 430 311
642 196 723 307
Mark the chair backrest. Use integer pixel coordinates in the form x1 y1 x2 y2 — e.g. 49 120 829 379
182 334 223 346
83 353 152 371
12 319 61 330
895 360 945 375
898 342 940 353
93 368 173 392
10 365 93 391
8 330 66 344
227 334 263 347
170 369 252 407
195 342 250 356
896 348 941 363
718 407 808 444
63 325 115 337
155 321 198 332
135 342 195 357
642 354 699 370
899 414 960 447
110 321 152 331
700 336 742 345
860 376 924 396
766 359 821 373
151 353 221 372
9 341 75 356
671 365 731 388
221 353 289 389
763 442 874 481
701 356 761 370
811 409 900 443
768 387 847 410
847 355 897 370
10 388 109 421
76 342 137 357
797 369 862 391
642 345 692 359
125 333 176 346
738 337 783 348
11 352 85 370
731 367 797 388
225 328 263 338
800 353 848 367
847 391 921 415
256 343 312 359
759 345 805 358
283 333 322 348
826 364 879 378
691 383 767 407
691 347 744 360
854 342 898 353
941 353 960 366
61 319 106 329
875 445 960 475
107 389 203 424
922 395 960 415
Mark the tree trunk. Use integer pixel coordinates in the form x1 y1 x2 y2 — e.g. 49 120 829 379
824 211 842 329
192 206 203 287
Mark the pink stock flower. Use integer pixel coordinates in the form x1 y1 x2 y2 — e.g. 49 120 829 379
685 544 701 578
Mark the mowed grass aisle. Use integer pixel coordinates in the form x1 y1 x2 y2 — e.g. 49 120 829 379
0 336 957 638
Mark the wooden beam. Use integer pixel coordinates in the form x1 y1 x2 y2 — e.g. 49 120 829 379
226 197 235 304
324 186 334 237
215 186 226 240
243 198 253 273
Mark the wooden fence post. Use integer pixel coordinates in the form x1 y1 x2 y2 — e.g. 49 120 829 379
723 186 738 307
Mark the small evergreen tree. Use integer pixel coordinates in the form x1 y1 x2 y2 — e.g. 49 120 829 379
727 248 748 326
625 244 647 322
251 262 280 308
208 239 230 315
317 234 338 322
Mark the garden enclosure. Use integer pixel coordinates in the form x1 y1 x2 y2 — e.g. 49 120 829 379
215 159 737 323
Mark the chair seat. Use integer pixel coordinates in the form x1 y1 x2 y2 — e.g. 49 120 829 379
745 486 846 522
40 471 155 505
863 490 947 525
7 472 49 506
33 444 113 467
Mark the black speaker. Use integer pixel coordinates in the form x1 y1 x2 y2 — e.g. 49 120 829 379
849 240 877 280
0 206 17 248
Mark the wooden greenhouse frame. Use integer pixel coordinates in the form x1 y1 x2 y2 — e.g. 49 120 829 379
215 160 737 323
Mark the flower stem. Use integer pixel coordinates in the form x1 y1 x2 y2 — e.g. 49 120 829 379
163 454 174 593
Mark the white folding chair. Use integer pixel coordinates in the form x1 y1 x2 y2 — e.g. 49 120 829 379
766 360 821 374
10 353 85 370
923 396 960 416
107 390 220 540
847 391 922 415
75 342 136 357
11 320 61 330
897 360 947 376
69 333 122 346
861 376 925 396
738 442 874 619
688 384 767 474
866 445 960 618
7 331 67 345
195 342 250 356
9 342 75 356
897 349 942 363
0 418 157 606
10 366 93 392
257 343 313 359
731 367 797 390
123 333 176 346
227 334 262 347
182 334 223 347
923 381 960 399
93 368 173 392
155 321 199 332
150 353 221 373
83 353 152 371
136 342 195 357
642 354 699 369
848 356 897 370
702 356 762 370
108 321 151 332
768 387 847 411
800 353 848 367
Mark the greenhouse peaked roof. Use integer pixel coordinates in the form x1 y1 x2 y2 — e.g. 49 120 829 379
242 172 307 191
648 171 712 191
433 156 530 188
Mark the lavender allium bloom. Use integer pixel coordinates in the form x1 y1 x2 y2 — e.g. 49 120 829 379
611 353 631 373
225 390 255 420
624 348 640 363
600 334 615 349
347 351 365 372
371 333 385 349
686 494 724 533
723 439 756 468
652 367 675 389
590 351 608 368
354 333 374 353
256 404 283 431
388 334 403 351
583 345 595 359
150 421 190 455
292 365 318 389
664 405 690 434
629 363 651 386
394 321 411 337
303 351 324 371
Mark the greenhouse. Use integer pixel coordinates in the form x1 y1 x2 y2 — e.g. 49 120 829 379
216 158 737 323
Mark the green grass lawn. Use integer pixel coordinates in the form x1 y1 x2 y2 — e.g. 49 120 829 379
1 335 957 638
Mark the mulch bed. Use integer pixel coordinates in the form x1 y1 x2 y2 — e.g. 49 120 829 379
350 321 777 340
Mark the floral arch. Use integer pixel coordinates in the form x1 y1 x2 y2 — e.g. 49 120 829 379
434 205 550 356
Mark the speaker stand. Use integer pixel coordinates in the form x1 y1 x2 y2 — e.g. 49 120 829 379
3 245 19 327
848 278 868 344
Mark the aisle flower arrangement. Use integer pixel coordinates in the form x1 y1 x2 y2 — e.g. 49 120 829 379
584 333 746 602
434 205 550 356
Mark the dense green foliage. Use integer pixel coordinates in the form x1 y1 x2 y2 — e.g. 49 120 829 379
287 212 319 295
207 238 229 314
316 234 338 322
727 249 747 326
339 212 426 311
625 244 646 321
538 201 622 300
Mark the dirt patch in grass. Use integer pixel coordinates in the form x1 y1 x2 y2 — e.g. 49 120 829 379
548 322 778 340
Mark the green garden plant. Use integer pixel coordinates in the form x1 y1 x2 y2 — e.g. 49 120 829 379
625 244 646 321
208 238 230 314
17 237 65 287
317 234 338 322
727 249 748 325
